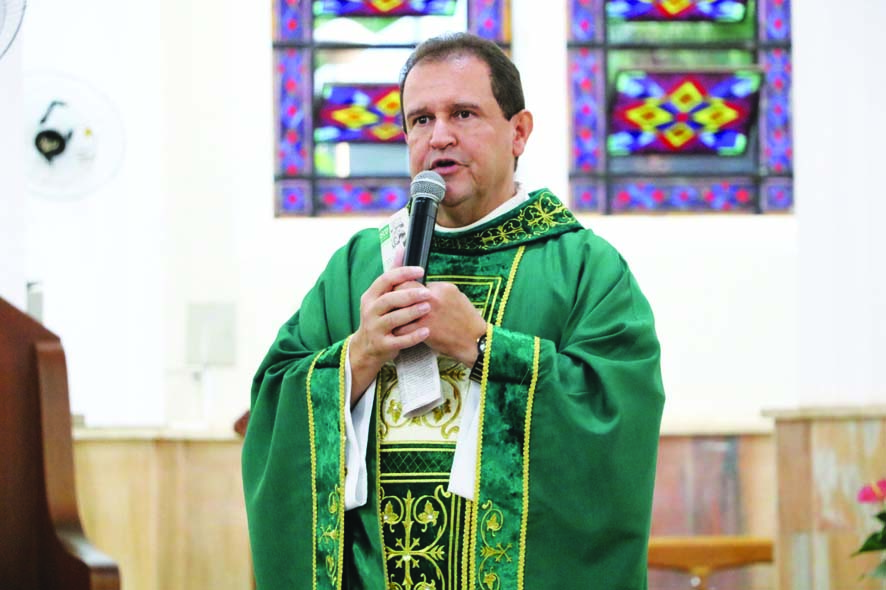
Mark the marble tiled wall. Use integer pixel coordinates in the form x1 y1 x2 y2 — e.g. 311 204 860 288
650 434 776 590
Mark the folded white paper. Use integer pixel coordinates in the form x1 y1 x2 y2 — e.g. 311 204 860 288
395 343 443 417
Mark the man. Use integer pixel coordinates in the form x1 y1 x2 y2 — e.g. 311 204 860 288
243 33 664 589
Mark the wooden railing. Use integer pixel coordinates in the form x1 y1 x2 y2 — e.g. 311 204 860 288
648 535 773 589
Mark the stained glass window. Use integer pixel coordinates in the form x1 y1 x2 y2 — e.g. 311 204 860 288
315 83 405 143
315 0 458 17
272 0 511 216
607 0 749 22
609 68 762 156
569 0 793 213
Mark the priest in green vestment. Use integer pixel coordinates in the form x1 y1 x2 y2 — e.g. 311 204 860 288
243 32 665 590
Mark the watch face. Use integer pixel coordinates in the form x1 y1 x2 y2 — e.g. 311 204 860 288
478 335 487 354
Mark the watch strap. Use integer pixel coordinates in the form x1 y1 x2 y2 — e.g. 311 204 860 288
469 333 487 383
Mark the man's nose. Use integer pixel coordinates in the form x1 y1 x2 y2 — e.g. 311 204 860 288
429 118 456 149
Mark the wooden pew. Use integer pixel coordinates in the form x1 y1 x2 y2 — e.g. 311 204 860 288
0 297 120 589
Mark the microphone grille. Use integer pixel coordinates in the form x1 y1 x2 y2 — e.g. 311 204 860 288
410 170 446 203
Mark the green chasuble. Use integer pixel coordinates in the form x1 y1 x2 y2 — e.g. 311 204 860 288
243 190 665 590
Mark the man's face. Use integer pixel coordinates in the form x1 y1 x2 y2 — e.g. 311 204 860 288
402 54 532 228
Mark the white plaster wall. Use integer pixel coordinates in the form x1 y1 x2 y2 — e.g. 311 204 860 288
794 0 886 407
0 40 26 310
4 0 847 432
18 0 167 425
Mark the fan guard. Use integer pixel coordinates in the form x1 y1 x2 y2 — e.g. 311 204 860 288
24 72 126 199
0 0 26 61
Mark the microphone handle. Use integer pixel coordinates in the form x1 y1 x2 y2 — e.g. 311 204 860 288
403 197 439 284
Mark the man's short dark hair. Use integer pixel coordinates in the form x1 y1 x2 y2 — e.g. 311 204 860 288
399 32 526 128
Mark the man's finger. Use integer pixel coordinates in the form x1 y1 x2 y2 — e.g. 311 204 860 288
380 302 430 334
388 327 430 351
365 265 425 299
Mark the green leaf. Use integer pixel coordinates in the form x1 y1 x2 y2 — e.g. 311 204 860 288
876 510 886 525
869 560 886 579
854 532 886 554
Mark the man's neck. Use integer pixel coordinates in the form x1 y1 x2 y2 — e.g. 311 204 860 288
437 184 521 229
436 184 529 233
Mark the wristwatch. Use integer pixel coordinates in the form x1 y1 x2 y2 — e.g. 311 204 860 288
469 333 487 383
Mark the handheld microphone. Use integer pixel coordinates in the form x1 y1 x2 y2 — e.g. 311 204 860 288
403 170 446 284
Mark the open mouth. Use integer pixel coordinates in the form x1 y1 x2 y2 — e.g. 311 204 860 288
430 159 459 172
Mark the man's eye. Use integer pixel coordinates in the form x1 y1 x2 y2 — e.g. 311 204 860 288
455 110 472 119
413 115 430 126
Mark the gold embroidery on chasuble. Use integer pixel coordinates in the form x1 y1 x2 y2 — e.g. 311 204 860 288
372 192 575 589
377 275 502 445
476 500 513 590
431 191 578 253
377 353 470 589
376 274 504 590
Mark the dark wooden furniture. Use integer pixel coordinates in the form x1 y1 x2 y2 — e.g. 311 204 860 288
233 410 250 437
0 297 120 589
648 535 773 589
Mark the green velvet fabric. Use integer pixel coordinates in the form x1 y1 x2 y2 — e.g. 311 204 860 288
243 189 664 589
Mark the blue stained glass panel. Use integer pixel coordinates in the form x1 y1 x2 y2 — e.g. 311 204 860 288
276 0 311 42
313 2 468 48
606 0 749 22
316 179 410 214
610 178 757 212
763 178 792 211
570 49 606 173
759 0 790 41
570 0 604 42
759 49 791 173
571 181 605 212
315 0 457 16
469 0 507 42
277 180 313 215
606 4 756 44
276 49 312 176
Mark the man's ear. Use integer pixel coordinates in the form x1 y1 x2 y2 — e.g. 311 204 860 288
511 109 534 158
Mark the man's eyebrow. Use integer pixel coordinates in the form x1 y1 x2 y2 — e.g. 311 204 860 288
451 102 481 112
404 106 430 121
404 102 484 122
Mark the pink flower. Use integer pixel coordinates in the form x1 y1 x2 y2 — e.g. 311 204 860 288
858 479 886 503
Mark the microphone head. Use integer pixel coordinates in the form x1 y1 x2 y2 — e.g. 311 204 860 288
410 170 446 204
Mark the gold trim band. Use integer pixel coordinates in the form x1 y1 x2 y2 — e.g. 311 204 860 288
305 352 322 590
517 337 540 589
495 245 526 327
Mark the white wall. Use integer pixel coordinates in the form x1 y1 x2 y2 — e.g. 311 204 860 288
5 0 858 432
794 0 886 407
18 0 167 425
0 40 27 310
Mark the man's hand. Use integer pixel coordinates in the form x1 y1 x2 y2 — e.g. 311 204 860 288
393 281 487 368
349 265 432 406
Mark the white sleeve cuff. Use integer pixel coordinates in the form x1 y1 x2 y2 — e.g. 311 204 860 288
448 379 481 501
344 342 375 511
